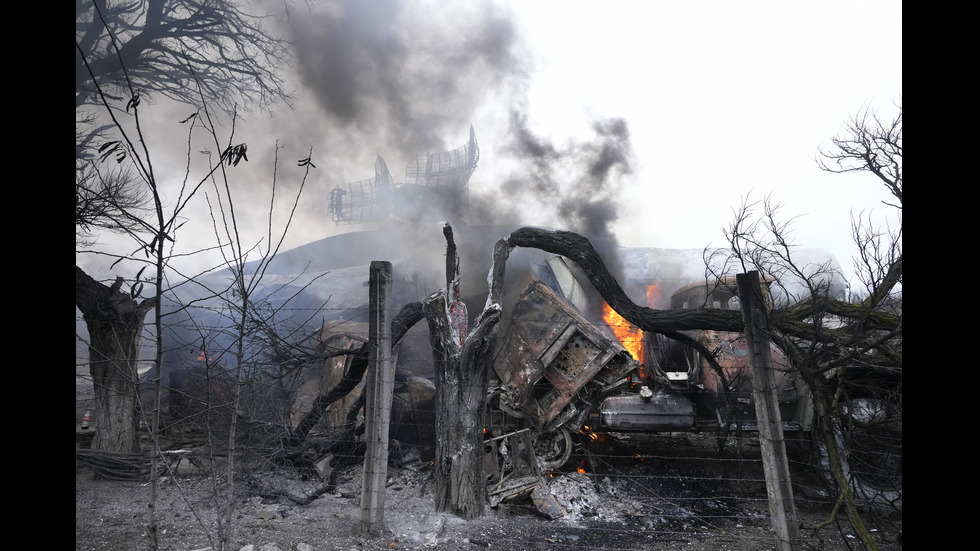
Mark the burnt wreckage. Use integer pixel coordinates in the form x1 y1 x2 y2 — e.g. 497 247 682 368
298 255 899 514
484 265 798 508
490 261 899 509
307 132 900 513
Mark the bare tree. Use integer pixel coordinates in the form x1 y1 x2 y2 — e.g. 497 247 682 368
76 118 151 246
76 267 156 453
75 9 298 549
706 103 902 550
75 0 294 455
76 0 292 116
74 0 294 243
817 101 902 209
169 127 318 549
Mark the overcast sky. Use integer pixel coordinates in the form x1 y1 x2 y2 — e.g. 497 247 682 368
80 0 902 290
500 1 902 277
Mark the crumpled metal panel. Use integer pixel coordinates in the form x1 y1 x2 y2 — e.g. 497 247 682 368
486 429 541 506
494 280 639 430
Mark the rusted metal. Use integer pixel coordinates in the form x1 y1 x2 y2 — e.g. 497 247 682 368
494 279 640 431
661 277 800 424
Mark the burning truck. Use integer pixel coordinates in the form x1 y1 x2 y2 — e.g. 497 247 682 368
484 259 803 472
480 256 900 512
280 129 897 511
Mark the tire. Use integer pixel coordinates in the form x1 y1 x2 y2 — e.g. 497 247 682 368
815 398 902 512
530 427 574 471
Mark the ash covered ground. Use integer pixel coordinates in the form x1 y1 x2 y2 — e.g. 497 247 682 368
76 434 902 551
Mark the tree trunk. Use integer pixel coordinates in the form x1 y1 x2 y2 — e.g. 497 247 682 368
423 293 499 518
423 224 501 519
807 374 879 550
76 266 155 453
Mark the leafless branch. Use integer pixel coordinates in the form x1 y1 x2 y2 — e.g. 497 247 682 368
76 0 293 116
816 100 902 208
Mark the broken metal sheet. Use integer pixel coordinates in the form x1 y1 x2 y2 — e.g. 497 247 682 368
486 429 543 507
485 428 566 519
494 280 640 430
488 474 538 508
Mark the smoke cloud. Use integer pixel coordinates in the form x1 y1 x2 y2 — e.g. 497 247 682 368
289 0 526 154
467 112 634 281
267 0 638 302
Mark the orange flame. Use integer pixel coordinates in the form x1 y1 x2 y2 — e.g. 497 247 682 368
577 461 587 474
602 303 643 364
646 283 662 309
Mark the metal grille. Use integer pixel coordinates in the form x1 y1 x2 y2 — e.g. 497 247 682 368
404 128 480 188
330 127 479 224
329 156 393 225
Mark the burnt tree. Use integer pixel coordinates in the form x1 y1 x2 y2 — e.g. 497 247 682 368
501 226 899 339
76 266 156 453
423 224 501 518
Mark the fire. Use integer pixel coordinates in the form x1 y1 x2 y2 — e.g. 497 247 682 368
602 284 661 382
602 303 643 364
580 425 598 441
646 283 662 309
577 460 587 474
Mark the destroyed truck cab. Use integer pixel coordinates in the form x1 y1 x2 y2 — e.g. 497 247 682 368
487 259 900 512
640 276 808 433
487 263 809 473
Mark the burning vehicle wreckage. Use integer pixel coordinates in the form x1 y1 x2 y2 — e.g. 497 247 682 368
281 243 901 518
251 130 899 517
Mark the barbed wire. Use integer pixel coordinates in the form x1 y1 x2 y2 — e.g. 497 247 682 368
74 295 901 550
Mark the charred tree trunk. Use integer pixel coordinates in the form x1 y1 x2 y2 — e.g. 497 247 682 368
423 294 499 518
75 265 156 453
423 224 501 519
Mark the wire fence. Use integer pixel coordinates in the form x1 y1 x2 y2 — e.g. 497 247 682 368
76 298 902 550
76 418 902 550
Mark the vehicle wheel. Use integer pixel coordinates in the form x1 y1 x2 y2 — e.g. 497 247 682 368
815 398 902 512
531 427 574 471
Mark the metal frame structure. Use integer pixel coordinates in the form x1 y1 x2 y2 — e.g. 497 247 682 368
329 127 479 225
